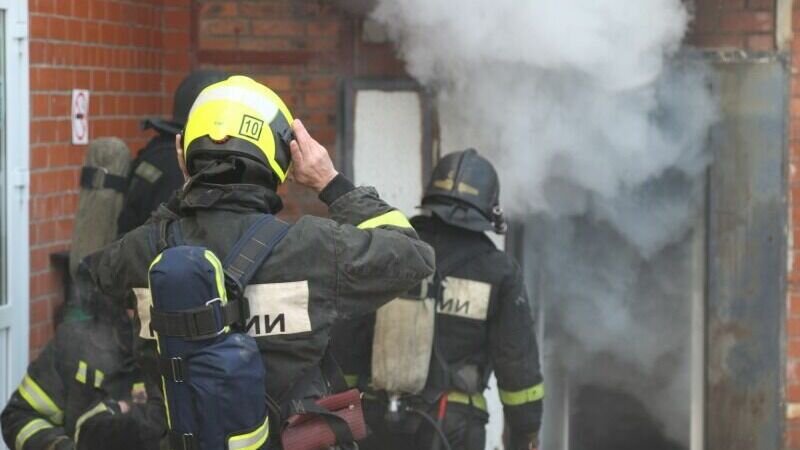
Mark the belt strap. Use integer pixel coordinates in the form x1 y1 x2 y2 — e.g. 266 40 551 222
80 166 127 192
149 298 248 340
223 214 291 298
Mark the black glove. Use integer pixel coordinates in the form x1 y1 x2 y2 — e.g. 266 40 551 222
508 430 539 450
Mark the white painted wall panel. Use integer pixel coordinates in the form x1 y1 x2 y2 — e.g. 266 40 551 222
353 90 424 217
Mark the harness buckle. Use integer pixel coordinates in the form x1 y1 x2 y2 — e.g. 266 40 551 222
181 433 195 450
184 298 226 341
170 357 185 383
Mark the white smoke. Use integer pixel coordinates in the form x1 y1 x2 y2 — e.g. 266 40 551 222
361 0 719 447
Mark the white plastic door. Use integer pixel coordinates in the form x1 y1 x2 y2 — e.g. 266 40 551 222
0 0 29 415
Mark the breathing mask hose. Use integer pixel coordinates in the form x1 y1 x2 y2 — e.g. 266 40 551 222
405 406 452 450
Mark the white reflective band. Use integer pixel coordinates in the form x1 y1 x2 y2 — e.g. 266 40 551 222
437 277 491 321
228 416 269 450
19 375 63 425
74 402 109 445
190 85 279 124
244 282 311 337
75 361 88 384
15 418 53 450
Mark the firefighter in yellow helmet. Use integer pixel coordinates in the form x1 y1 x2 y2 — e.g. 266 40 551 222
80 75 435 449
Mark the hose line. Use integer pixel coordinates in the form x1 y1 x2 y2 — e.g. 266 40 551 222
405 407 453 450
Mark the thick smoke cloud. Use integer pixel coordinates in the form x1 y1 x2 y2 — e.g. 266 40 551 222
360 0 717 447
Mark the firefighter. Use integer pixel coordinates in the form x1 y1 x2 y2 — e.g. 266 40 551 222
1 268 163 450
332 149 543 450
117 69 229 235
81 75 435 448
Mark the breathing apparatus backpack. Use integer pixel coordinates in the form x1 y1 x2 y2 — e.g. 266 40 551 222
148 214 290 450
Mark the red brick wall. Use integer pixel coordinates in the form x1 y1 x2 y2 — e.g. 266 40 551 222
195 0 407 219
28 0 191 357
788 1 800 448
26 0 404 357
687 0 777 50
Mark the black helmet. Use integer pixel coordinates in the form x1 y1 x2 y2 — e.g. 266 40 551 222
422 148 507 233
143 70 229 135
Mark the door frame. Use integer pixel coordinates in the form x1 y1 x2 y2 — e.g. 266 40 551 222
0 0 30 407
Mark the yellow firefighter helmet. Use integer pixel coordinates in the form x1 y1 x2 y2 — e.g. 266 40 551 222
183 75 294 182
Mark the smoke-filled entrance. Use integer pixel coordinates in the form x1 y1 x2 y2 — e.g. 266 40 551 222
338 0 788 448
520 213 703 450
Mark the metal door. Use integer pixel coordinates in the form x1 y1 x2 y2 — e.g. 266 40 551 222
0 0 29 415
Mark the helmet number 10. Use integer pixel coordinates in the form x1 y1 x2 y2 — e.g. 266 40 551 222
239 115 265 141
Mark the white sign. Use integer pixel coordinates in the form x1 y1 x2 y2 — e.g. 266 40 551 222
72 89 90 145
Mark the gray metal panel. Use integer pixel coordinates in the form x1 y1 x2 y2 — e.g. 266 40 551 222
706 56 788 450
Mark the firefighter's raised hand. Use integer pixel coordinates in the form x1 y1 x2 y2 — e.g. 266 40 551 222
289 119 338 193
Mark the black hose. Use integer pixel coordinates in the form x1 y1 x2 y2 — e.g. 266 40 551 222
405 407 452 450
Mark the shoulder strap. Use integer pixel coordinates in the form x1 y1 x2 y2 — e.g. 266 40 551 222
149 215 289 339
322 350 349 394
80 166 127 193
223 214 291 298
148 219 184 255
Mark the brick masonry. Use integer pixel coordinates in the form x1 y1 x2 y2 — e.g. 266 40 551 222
28 0 191 357
194 0 406 218
27 0 403 358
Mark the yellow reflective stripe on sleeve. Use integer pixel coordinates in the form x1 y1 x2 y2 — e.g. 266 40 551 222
74 402 109 445
19 375 64 425
15 418 54 450
75 361 88 384
446 391 487 412
93 370 104 388
203 250 228 303
499 383 544 406
344 374 359 389
357 210 412 230
227 415 269 450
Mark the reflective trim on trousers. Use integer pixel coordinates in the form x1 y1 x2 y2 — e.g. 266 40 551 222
228 415 270 450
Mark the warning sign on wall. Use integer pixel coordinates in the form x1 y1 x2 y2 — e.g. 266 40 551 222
72 89 90 145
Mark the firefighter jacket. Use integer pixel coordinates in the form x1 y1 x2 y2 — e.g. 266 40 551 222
117 133 185 235
333 214 543 436
84 176 435 409
1 320 163 450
